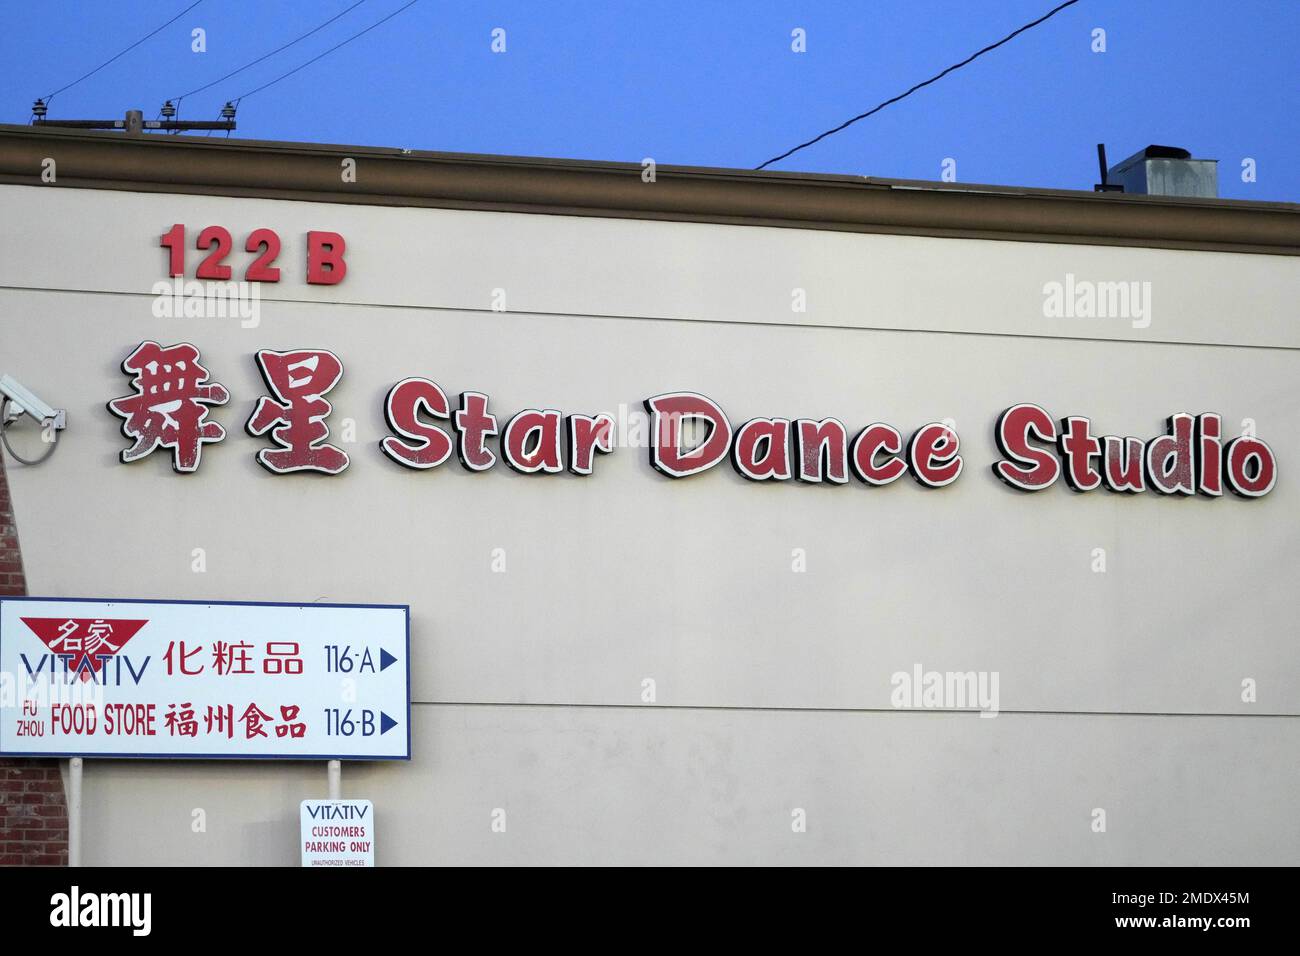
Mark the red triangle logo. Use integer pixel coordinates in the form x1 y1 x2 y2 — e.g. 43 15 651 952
20 617 149 682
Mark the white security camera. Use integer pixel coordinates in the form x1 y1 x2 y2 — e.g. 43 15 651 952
0 374 66 430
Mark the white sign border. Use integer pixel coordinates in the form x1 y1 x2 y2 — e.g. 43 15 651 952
0 595 412 761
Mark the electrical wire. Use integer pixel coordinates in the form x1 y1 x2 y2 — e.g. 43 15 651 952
1 401 60 466
172 0 367 101
755 0 1081 170
231 0 420 103
43 1 204 103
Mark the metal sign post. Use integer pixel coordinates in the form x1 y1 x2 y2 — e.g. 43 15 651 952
66 756 83 867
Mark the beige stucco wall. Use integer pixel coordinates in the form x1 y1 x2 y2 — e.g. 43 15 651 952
1 183 1297 864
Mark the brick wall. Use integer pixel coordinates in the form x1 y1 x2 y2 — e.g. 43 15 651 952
0 452 23 594
0 448 70 866
0 760 69 865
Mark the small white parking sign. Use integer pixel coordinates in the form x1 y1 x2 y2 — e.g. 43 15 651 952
301 799 375 867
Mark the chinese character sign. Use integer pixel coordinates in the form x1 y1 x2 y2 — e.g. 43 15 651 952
108 341 230 473
247 349 350 475
0 599 410 759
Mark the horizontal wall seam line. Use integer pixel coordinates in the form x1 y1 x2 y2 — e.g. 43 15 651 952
407 701 1299 717
1 284 1295 353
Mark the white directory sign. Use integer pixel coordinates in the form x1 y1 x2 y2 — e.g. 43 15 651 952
0 597 410 759
301 799 375 867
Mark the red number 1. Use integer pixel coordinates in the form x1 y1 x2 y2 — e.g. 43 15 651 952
160 223 185 277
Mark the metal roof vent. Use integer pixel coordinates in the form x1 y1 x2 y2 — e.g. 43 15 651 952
1106 145 1218 198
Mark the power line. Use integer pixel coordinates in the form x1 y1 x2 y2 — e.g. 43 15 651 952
755 0 1081 171
232 0 421 103
173 0 367 102
43 1 203 103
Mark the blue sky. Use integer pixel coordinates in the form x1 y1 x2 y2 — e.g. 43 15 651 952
4 0 1296 200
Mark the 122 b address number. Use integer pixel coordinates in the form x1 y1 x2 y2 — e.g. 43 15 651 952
160 224 347 285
